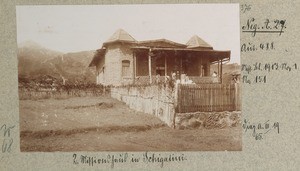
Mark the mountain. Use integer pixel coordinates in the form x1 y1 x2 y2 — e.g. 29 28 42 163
18 41 96 84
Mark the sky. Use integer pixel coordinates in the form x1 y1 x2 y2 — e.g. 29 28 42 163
16 4 240 63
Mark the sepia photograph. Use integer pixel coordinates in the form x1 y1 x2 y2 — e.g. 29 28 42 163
17 4 241 152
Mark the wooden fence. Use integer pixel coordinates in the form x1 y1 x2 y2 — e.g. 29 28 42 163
177 83 241 113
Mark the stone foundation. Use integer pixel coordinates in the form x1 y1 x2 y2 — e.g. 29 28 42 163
175 111 241 129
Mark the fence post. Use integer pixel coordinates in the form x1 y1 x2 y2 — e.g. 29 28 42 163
175 83 180 113
234 83 238 111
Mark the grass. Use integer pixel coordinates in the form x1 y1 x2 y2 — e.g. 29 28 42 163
20 96 242 151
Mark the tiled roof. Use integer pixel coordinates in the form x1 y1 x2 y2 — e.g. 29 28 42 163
105 29 136 43
186 35 212 49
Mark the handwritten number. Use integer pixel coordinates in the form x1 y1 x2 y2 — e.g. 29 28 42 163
1 124 15 137
2 138 13 153
274 20 279 29
255 133 263 140
293 63 297 69
73 154 79 164
240 4 251 13
1 124 15 153
73 154 76 164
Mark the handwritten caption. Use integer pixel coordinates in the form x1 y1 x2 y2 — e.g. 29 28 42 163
0 124 15 153
240 4 287 54
240 4 296 84
241 62 298 84
242 119 279 140
242 18 286 37
72 152 187 168
240 18 287 53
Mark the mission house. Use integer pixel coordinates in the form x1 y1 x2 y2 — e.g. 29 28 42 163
89 29 230 86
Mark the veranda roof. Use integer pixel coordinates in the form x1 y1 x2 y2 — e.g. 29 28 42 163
88 48 106 67
131 46 230 62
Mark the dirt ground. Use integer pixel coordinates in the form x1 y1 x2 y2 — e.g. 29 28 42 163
19 96 242 152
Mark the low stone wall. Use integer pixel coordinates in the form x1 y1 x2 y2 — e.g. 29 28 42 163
111 83 241 129
175 111 241 129
111 84 176 127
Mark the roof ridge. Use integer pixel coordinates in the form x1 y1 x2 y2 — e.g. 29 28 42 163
194 35 201 46
186 35 212 48
138 38 186 46
105 29 136 43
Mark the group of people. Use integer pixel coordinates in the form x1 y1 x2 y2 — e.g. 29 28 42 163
152 70 239 85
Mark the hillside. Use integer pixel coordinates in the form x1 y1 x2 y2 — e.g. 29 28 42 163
18 41 96 84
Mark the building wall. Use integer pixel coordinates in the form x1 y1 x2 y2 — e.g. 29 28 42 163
96 71 104 84
99 44 214 85
96 55 105 84
102 43 134 86
119 44 134 85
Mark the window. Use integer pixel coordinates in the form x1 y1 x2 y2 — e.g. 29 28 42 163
122 60 130 77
